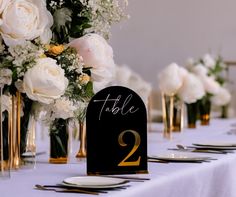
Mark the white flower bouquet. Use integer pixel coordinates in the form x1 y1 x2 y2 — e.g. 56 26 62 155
186 53 227 95
186 53 231 105
185 53 231 122
157 63 205 132
0 0 128 159
157 63 205 104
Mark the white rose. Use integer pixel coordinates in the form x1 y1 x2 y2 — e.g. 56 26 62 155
0 0 53 46
92 66 115 93
115 65 133 85
115 65 152 105
178 73 205 104
129 74 152 106
203 54 215 68
192 63 208 76
0 0 8 14
69 33 114 69
158 63 187 96
201 75 220 95
23 57 68 104
211 87 231 106
69 33 116 93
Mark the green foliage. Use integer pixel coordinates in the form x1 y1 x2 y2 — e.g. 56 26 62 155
46 0 91 43
50 118 69 157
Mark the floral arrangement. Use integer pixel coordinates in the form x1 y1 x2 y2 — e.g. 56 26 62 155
157 63 205 104
115 64 152 106
0 0 128 155
186 53 231 107
157 62 206 131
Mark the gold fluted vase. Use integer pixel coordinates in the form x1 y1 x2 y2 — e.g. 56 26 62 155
162 93 174 139
10 92 22 170
75 121 86 158
161 93 184 139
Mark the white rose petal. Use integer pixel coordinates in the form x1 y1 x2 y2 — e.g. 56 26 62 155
128 74 152 105
69 33 114 69
69 33 116 93
178 73 205 104
0 0 53 46
115 65 133 85
158 63 186 96
92 65 116 93
23 57 68 104
93 81 110 93
0 0 8 14
179 66 188 79
115 65 152 105
201 75 220 95
192 63 208 76
211 87 231 106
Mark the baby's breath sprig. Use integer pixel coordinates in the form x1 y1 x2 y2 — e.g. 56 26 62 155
55 46 94 102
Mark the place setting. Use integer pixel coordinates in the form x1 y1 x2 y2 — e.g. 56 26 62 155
167 144 234 154
34 86 150 195
148 152 216 163
34 174 152 195
35 176 132 195
189 141 236 151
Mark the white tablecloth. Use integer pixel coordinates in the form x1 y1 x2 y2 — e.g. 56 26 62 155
1 118 236 197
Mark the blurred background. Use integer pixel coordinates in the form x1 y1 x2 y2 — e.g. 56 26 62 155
110 0 236 114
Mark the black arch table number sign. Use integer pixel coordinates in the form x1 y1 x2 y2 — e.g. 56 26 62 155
86 86 148 175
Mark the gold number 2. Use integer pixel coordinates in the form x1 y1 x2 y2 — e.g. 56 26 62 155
118 130 141 166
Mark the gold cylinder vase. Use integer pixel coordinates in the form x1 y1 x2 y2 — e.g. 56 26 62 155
162 93 174 139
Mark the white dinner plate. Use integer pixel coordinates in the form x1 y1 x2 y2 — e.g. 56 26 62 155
190 146 236 150
62 176 129 189
149 153 211 162
193 141 236 147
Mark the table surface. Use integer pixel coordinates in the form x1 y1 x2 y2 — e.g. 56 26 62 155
1 118 236 197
